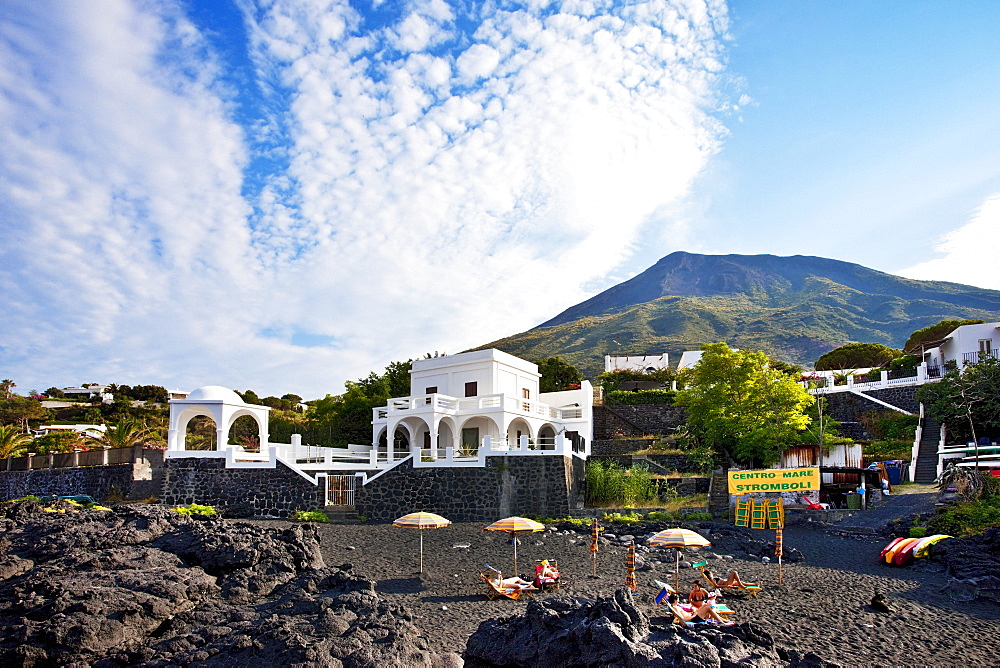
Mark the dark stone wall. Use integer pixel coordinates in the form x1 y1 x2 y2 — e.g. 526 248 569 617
0 464 138 503
825 386 920 440
354 455 584 523
594 404 686 439
160 458 323 518
590 453 703 474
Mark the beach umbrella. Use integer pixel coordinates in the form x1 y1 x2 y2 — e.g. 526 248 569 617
590 518 600 577
647 528 712 590
483 516 545 574
625 542 637 593
393 512 452 574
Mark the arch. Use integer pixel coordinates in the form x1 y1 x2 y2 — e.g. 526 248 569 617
167 386 269 453
506 417 533 448
436 417 456 452
229 414 261 452
185 414 218 450
538 423 558 451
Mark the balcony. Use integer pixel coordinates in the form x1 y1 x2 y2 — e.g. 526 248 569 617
962 350 996 365
373 393 583 423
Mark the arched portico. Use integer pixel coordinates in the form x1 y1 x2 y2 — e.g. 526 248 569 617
506 417 533 447
168 386 269 452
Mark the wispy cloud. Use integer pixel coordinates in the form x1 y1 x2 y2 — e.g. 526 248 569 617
1 0 730 397
900 192 1000 290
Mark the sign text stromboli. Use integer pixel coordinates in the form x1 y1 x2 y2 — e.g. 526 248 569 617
727 467 820 494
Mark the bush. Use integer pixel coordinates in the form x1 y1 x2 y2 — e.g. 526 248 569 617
172 503 217 516
645 511 673 521
864 439 914 463
928 497 1000 537
606 389 675 405
585 460 659 507
682 512 713 520
909 526 927 538
602 511 642 524
293 510 330 523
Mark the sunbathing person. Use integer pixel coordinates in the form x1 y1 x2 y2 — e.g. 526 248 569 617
703 568 760 588
688 581 710 608
488 572 534 589
666 593 733 625
538 560 558 579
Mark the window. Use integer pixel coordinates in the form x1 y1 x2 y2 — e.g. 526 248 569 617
425 386 437 405
522 388 530 411
979 339 993 357
465 381 477 397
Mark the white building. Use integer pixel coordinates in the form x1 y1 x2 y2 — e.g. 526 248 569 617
921 321 1000 371
604 353 669 373
677 350 704 370
372 349 593 461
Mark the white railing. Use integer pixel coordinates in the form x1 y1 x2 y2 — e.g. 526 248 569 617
374 392 582 421
803 364 937 395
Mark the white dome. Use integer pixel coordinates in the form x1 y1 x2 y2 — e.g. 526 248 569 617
185 386 245 404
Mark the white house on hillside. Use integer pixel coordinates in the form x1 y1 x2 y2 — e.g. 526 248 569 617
372 349 593 461
922 321 1000 370
604 353 669 373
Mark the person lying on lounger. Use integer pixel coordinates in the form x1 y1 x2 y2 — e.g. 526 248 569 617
703 568 760 588
666 593 733 625
487 571 534 589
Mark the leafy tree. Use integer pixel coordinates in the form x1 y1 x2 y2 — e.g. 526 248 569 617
31 431 86 454
918 357 1000 470
0 424 32 458
238 389 262 405
534 357 584 392
674 343 815 467
129 385 168 403
93 417 157 449
904 319 985 355
0 395 50 431
44 387 66 399
814 342 901 371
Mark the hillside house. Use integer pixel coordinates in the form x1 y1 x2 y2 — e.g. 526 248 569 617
373 349 593 461
604 353 669 373
921 321 1000 371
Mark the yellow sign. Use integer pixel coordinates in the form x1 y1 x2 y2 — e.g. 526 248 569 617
728 467 820 494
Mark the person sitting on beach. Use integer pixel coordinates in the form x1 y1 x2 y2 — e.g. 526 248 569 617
666 593 732 625
703 568 760 589
538 560 558 579
688 581 710 608
487 571 533 589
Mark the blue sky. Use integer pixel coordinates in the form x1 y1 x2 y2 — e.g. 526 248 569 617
1 0 998 399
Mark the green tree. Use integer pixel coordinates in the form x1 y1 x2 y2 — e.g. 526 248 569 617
674 343 815 467
814 342 901 371
535 357 584 392
0 395 50 431
0 424 32 458
44 387 66 399
918 357 1000 471
904 319 985 355
0 379 15 400
94 417 157 449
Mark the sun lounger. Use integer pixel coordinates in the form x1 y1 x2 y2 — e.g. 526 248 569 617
692 561 762 597
534 559 561 591
481 565 539 600
654 580 734 625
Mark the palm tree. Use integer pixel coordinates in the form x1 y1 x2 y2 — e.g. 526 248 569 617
0 424 32 458
0 379 15 400
94 418 155 449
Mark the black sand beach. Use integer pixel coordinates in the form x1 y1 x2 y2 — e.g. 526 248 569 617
304 518 999 665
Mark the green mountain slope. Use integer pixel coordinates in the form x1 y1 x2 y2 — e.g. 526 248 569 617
477 252 1000 378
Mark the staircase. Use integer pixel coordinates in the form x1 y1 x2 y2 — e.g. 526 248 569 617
913 416 941 484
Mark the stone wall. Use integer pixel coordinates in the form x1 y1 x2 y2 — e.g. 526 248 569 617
589 453 703 475
825 385 920 440
0 464 139 502
160 457 323 518
355 455 585 523
593 404 686 439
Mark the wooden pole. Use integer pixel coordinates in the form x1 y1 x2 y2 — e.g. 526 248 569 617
419 531 424 574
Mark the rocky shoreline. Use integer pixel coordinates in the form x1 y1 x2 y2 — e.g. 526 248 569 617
1 500 997 666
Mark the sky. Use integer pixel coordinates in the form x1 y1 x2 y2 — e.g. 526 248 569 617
1 0 999 399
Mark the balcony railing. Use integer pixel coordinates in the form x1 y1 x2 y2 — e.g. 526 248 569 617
962 350 996 365
373 393 584 421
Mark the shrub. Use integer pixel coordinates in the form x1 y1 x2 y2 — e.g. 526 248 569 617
645 511 673 521
606 389 675 405
682 512 713 520
586 460 659 507
909 526 927 538
173 503 217 516
293 510 330 523
602 511 642 524
356 515 367 523
928 496 1000 537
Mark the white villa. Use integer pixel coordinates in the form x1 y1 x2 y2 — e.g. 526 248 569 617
372 349 593 461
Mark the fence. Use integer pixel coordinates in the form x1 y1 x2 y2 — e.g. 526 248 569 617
3 445 163 472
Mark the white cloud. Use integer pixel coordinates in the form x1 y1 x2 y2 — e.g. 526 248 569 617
1 0 731 398
899 193 1000 290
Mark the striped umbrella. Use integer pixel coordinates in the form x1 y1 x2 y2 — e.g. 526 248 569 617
590 518 600 577
483 516 545 574
393 512 452 574
625 542 637 593
647 528 711 590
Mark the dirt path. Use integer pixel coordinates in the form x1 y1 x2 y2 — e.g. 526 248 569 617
830 483 939 530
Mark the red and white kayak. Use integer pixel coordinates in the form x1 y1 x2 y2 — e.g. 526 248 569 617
880 537 907 561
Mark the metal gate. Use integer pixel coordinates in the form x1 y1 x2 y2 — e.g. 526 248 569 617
326 475 356 507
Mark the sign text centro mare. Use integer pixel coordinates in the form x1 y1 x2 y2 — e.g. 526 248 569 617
727 467 820 494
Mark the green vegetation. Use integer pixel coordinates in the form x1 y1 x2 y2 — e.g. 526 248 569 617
928 470 1000 537
585 460 659 507
814 342 901 371
601 511 643 524
645 511 674 521
682 512 713 520
293 510 330 523
605 389 675 405
534 357 583 392
859 412 919 462
598 367 675 391
172 503 217 516
0 424 33 458
919 356 1000 444
674 343 814 468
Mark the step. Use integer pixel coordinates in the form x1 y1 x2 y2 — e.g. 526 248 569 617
323 508 362 524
